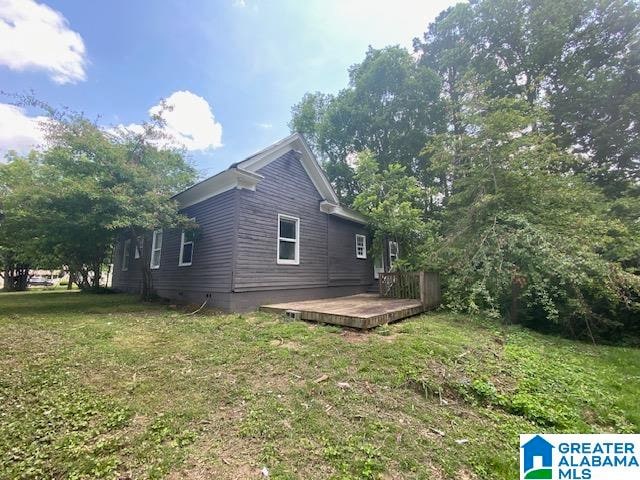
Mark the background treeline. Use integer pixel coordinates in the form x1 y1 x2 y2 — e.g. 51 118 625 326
290 0 640 341
0 100 195 298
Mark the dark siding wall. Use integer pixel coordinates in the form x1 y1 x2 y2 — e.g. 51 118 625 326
328 216 373 286
233 150 373 295
233 151 329 291
112 149 374 311
112 189 237 308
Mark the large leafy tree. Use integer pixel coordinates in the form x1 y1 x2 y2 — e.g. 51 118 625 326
427 97 639 338
0 99 196 297
352 151 432 268
0 152 53 291
291 46 443 203
418 0 640 194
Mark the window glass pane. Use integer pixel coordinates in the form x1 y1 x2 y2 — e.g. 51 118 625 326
151 250 161 267
279 218 296 239
155 231 163 249
134 237 141 259
279 240 296 260
181 242 193 264
183 229 195 243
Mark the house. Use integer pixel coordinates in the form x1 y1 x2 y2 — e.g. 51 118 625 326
112 133 395 312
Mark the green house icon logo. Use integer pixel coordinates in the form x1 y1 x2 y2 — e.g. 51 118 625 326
521 435 554 479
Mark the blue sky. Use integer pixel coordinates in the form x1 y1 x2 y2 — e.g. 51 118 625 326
0 0 459 178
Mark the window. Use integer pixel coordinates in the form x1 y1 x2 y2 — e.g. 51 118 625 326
134 235 143 259
122 239 131 271
277 214 299 265
179 220 196 266
355 234 367 259
388 241 399 268
150 229 163 269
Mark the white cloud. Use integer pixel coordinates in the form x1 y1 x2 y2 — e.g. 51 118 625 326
0 102 46 159
0 0 87 84
232 0 246 7
115 90 223 152
256 122 272 129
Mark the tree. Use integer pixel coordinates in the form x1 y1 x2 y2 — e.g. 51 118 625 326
352 151 432 269
427 97 639 338
415 0 640 195
290 46 443 203
0 96 196 298
0 152 49 291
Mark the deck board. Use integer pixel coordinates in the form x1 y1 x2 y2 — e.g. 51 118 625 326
260 293 424 329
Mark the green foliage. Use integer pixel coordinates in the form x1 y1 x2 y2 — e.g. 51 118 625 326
0 367 132 479
0 99 196 296
292 0 640 338
2 291 639 479
352 151 433 268
426 97 640 337
290 46 443 202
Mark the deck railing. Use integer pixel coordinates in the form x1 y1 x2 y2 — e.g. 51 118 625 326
379 271 441 309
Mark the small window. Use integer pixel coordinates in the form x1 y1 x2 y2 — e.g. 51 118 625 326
179 220 196 266
150 229 163 269
134 235 143 259
389 241 399 268
277 214 299 265
122 239 131 271
355 234 367 259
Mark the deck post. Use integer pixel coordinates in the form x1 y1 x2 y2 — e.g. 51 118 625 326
420 271 442 310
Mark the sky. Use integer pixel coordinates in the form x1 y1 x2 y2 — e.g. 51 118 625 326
0 0 460 178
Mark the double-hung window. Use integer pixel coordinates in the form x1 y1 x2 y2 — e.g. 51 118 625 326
277 214 299 265
122 239 131 271
355 234 367 259
179 220 196 266
150 229 163 269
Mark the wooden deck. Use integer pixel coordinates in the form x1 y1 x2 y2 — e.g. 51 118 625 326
260 293 425 329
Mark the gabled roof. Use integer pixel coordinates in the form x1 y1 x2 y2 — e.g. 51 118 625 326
173 133 367 224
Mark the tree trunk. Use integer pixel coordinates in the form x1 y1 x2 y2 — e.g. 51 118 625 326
92 264 101 290
134 232 154 301
1 260 30 292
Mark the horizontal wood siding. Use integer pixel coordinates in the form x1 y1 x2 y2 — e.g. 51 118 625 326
234 150 328 291
112 189 237 303
328 216 373 286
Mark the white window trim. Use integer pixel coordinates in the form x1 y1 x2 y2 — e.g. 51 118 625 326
122 239 131 271
150 229 163 270
277 213 300 265
355 234 367 259
178 219 196 267
134 235 142 259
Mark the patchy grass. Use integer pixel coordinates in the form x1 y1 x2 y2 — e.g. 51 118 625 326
0 290 638 479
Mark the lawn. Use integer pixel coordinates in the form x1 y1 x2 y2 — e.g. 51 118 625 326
1 291 638 479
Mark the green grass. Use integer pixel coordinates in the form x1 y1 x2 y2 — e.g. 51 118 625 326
1 290 638 479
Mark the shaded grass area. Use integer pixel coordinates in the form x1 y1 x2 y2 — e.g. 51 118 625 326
1 290 638 479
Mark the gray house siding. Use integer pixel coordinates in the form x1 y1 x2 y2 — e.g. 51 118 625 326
228 151 373 311
112 189 237 310
233 150 328 292
113 148 374 312
328 216 372 286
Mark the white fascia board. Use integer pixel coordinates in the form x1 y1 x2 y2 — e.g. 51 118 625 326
173 168 263 208
319 200 368 225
